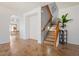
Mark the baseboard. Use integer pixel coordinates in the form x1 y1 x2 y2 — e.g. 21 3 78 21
67 41 79 46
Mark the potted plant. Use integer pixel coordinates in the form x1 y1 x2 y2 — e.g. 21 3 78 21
59 13 71 44
60 13 71 29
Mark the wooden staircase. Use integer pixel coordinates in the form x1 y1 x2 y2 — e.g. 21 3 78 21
42 5 60 47
43 21 60 47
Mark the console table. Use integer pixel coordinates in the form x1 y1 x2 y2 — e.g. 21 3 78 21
59 29 67 44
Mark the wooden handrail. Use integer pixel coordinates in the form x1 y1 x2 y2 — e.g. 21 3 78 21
42 17 52 32
54 21 60 47
42 5 52 32
56 21 60 39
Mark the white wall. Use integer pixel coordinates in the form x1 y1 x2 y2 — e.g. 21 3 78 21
49 2 58 24
0 6 15 44
58 5 79 45
20 7 41 43
19 15 26 39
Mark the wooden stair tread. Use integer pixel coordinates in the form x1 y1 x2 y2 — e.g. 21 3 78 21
47 34 56 36
48 31 56 35
45 38 55 42
48 31 56 33
44 41 54 46
47 36 56 39
47 35 56 38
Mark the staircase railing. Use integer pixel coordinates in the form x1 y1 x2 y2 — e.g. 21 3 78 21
42 5 52 32
42 17 52 32
41 5 53 42
54 21 60 47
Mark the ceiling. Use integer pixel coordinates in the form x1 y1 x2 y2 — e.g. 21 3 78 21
0 2 79 14
56 2 79 9
0 2 51 14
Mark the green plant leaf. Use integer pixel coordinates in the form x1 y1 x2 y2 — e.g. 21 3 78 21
64 20 70 23
64 13 68 18
61 13 71 26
